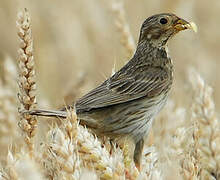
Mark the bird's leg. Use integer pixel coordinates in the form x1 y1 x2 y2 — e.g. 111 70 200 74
134 138 144 171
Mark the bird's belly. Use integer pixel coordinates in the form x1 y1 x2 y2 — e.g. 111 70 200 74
129 93 168 141
78 93 168 142
141 93 168 121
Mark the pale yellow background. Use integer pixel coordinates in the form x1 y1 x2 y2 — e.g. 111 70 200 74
0 0 219 109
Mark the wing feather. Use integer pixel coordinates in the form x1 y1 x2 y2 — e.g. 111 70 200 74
76 66 170 112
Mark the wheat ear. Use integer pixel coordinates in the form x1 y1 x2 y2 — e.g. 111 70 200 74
16 8 37 158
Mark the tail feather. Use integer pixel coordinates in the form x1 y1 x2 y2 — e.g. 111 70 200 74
28 109 68 118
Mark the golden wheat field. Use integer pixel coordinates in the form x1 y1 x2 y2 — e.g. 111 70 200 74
0 0 219 179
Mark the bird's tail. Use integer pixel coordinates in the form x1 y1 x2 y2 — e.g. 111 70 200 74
25 109 68 118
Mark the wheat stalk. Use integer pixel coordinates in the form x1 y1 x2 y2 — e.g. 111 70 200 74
111 0 135 60
138 146 162 180
0 150 44 180
16 8 37 158
38 111 80 179
76 122 125 179
189 69 220 179
0 151 19 180
0 56 19 156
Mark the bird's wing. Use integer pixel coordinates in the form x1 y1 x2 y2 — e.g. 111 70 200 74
76 66 170 112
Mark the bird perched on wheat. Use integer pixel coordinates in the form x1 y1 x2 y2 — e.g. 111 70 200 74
26 13 196 169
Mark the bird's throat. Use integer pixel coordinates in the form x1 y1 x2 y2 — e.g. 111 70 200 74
133 40 173 70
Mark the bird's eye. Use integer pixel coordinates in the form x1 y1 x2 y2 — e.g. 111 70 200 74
159 18 168 25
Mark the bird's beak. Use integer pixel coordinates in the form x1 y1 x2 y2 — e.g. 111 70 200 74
174 18 197 33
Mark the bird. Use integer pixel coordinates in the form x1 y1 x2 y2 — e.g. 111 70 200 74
26 13 195 169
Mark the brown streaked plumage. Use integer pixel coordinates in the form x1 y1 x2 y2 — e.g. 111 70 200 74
27 13 194 169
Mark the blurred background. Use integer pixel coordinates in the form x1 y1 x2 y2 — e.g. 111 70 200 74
0 0 219 109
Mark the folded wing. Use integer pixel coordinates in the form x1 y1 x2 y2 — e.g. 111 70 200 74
76 65 170 112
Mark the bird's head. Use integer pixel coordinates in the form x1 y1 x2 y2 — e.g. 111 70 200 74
139 13 196 47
